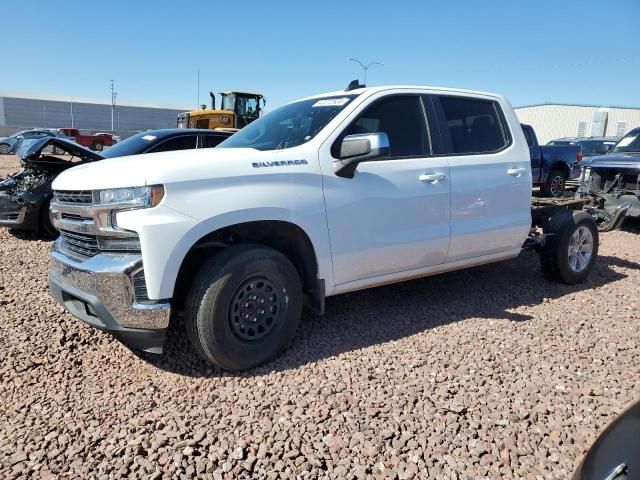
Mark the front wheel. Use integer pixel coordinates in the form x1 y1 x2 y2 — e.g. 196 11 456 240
92 142 104 151
185 244 303 371
542 169 567 198
540 210 599 284
0 143 10 154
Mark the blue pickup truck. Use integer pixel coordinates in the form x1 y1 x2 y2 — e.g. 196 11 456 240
521 124 582 197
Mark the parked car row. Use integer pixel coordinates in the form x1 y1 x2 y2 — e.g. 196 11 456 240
548 136 620 157
0 129 72 154
0 129 233 234
0 128 123 155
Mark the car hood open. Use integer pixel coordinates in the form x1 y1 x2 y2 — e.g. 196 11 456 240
17 137 104 163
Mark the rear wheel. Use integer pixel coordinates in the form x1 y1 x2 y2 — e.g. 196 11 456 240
542 169 567 198
0 143 10 154
92 142 104 151
185 244 303 371
540 210 598 284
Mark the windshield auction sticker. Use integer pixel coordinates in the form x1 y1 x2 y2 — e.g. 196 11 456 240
312 98 351 107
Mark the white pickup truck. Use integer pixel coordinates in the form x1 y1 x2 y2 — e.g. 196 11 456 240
48 85 601 370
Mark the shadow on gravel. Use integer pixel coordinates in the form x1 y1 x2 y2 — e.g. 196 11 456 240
136 251 639 378
7 228 56 242
621 218 640 234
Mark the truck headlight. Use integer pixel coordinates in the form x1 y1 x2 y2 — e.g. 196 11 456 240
96 185 164 208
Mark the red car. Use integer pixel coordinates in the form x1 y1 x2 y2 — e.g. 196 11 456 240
54 128 114 151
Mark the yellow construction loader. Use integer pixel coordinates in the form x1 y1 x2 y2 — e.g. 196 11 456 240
177 91 265 130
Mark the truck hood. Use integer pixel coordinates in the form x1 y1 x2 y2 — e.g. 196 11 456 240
584 152 640 169
51 147 285 190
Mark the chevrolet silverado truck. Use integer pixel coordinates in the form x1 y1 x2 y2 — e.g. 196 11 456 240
521 124 582 197
53 128 114 151
48 85 607 371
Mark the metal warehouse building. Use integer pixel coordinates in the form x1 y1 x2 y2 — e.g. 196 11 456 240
515 103 640 144
0 92 192 137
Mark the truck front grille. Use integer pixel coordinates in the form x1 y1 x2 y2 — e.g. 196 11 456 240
60 229 99 258
53 190 93 204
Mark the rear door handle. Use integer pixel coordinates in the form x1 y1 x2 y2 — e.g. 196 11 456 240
419 173 447 183
507 168 526 177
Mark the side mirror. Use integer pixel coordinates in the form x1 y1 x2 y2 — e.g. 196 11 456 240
333 132 390 178
597 145 609 155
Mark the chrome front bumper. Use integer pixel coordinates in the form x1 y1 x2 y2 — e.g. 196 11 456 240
48 238 170 353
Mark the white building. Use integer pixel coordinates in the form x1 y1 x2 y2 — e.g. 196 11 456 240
515 103 640 144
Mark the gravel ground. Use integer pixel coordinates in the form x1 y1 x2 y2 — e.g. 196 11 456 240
1 153 639 479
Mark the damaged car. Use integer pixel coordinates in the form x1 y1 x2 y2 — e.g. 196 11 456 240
0 129 235 236
0 138 102 236
576 127 639 231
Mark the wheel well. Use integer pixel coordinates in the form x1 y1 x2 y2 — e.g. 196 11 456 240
550 162 570 178
173 220 323 313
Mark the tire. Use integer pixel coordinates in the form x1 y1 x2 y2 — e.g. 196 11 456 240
185 244 303 371
539 210 598 284
0 143 10 154
542 169 567 198
39 197 59 239
92 142 104 151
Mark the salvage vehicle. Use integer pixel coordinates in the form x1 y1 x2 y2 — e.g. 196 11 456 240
0 129 73 155
522 124 582 197
177 91 265 130
576 127 640 230
0 138 102 235
48 84 612 371
52 128 114 151
0 130 233 235
548 136 620 156
572 400 640 479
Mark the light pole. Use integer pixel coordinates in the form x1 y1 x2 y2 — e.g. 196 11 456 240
347 58 384 85
110 80 117 132
70 98 74 128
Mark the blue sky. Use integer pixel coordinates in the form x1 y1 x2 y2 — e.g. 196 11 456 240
2 0 638 109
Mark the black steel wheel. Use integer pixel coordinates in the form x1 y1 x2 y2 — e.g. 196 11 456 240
229 277 284 341
185 244 303 371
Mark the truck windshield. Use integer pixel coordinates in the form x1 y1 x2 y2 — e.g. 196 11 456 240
612 130 640 153
218 95 357 151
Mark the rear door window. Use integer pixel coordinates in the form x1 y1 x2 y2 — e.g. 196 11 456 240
340 95 430 158
436 96 511 155
148 135 197 153
201 134 228 148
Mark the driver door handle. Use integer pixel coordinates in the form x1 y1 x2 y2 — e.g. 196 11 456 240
419 173 447 184
507 167 527 177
